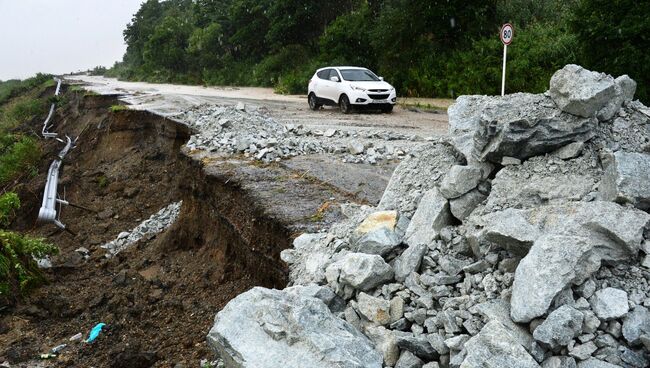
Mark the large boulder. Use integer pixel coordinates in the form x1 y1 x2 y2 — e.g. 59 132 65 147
448 93 597 163
601 151 650 211
325 253 394 291
549 64 617 118
511 235 597 323
450 189 487 221
509 202 649 323
469 200 650 258
207 287 383 368
461 320 540 368
403 187 453 247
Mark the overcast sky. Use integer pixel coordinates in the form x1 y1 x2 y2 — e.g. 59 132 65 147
0 0 145 80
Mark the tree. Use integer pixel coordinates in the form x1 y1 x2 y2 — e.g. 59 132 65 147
571 0 650 103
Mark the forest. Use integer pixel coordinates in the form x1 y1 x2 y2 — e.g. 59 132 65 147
104 0 649 102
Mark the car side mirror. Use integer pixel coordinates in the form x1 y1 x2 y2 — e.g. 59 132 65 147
379 77 384 81
330 76 340 82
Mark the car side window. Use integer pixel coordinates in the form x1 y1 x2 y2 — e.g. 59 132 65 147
317 69 330 80
329 69 340 81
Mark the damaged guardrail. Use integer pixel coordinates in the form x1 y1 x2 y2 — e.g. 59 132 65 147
42 78 62 139
37 135 75 229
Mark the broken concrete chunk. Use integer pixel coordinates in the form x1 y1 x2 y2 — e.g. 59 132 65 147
461 320 539 368
207 287 382 368
601 151 650 211
533 305 584 350
439 165 482 199
404 187 452 246
325 253 394 291
590 288 629 321
549 64 617 118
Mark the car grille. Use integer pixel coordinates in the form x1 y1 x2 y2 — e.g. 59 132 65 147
368 89 389 93
368 93 390 100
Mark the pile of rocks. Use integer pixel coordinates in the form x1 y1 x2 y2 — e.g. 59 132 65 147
101 201 182 257
207 65 650 368
176 103 419 164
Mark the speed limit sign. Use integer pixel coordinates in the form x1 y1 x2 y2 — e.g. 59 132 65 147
500 23 514 45
499 23 513 96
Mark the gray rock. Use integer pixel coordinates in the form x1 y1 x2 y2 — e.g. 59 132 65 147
568 341 597 361
549 65 616 118
502 156 522 165
601 151 650 211
449 93 596 163
590 288 629 321
289 284 345 313
620 347 647 368
379 143 463 214
395 350 424 368
598 75 637 121
511 235 597 323
445 335 470 351
426 333 450 355
404 188 453 246
542 356 577 368
357 292 391 325
207 287 382 368
348 141 365 155
468 207 541 256
576 358 621 368
533 305 584 350
365 326 400 366
461 320 539 368
622 306 650 346
396 334 438 361
439 165 482 199
393 244 427 282
325 253 394 291
354 227 401 256
281 233 332 285
554 142 584 160
474 299 534 351
449 189 487 221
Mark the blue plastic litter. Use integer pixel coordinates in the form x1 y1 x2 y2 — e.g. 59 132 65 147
85 323 106 343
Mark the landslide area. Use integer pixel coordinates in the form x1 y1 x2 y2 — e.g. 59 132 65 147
0 86 329 367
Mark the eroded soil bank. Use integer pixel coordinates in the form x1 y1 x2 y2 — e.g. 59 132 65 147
0 88 350 367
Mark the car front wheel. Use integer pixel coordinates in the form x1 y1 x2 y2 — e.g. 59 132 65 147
308 93 321 111
339 95 352 114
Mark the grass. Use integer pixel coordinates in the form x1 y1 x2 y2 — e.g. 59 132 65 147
109 104 128 113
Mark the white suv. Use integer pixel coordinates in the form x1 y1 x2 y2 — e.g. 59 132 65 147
307 66 397 114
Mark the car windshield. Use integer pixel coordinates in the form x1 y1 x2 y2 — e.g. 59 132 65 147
339 69 380 82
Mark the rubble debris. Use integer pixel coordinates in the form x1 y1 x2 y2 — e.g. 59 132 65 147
208 65 650 368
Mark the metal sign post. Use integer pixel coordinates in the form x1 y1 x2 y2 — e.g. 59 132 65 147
500 23 514 96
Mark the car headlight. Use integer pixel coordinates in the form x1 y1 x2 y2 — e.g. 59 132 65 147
350 85 366 92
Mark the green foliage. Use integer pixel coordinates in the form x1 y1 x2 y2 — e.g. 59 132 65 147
89 66 108 75
0 73 52 106
571 0 650 103
0 135 41 186
0 192 20 227
109 104 128 113
109 0 648 102
0 229 58 298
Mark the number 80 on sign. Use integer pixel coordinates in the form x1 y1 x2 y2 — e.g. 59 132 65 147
500 23 514 45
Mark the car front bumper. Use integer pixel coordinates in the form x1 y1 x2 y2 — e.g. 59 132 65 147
348 90 397 106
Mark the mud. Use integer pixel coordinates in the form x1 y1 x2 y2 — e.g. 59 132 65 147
0 87 364 367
